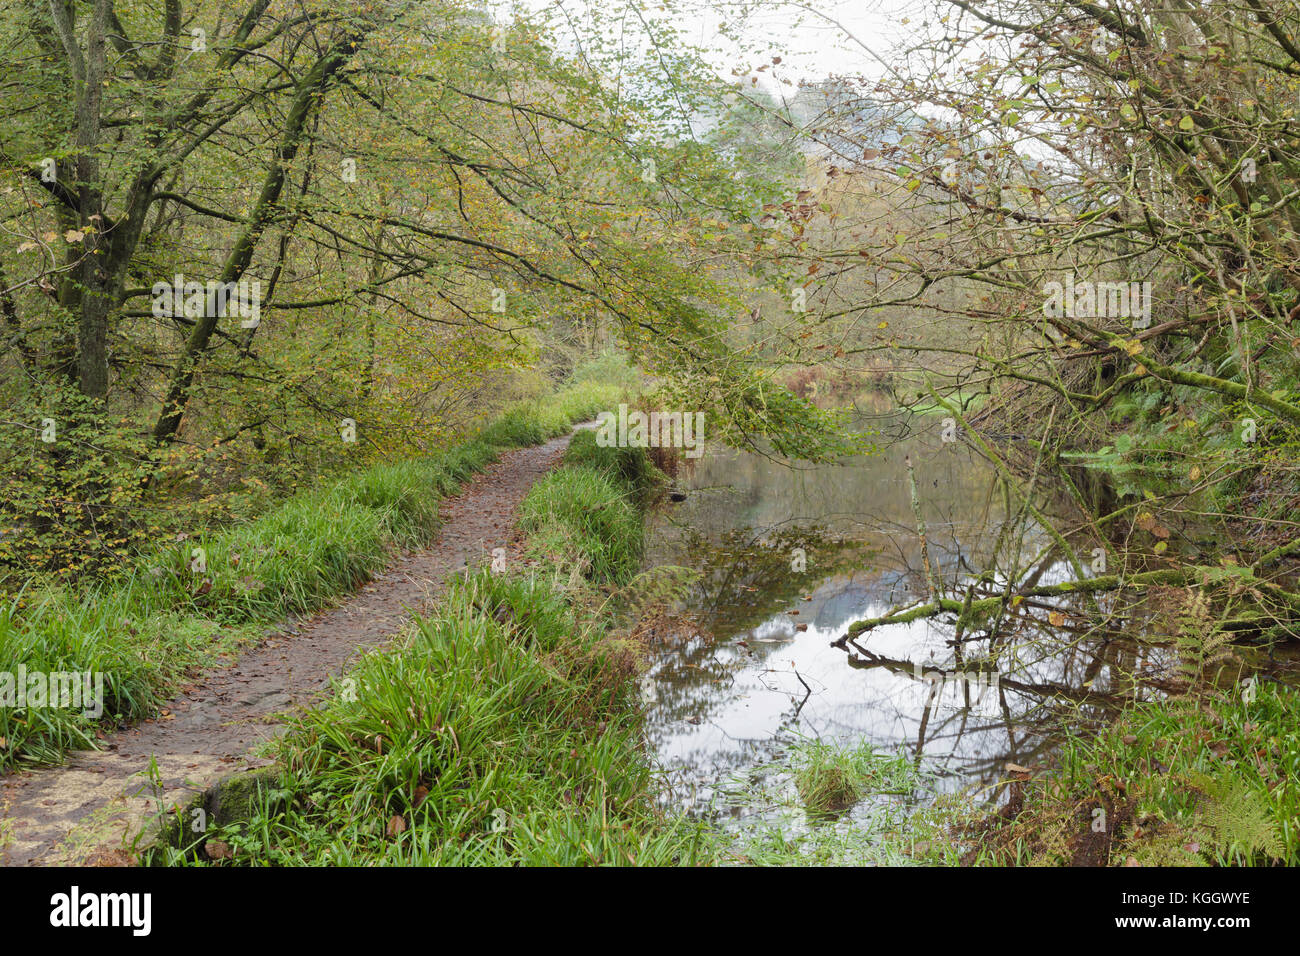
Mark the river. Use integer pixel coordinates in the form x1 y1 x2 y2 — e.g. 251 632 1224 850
639 395 1182 834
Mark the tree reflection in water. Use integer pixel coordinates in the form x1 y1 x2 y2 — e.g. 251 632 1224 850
640 411 1179 825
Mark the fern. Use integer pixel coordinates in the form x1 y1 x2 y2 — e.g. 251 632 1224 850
1174 590 1235 682
1200 775 1285 862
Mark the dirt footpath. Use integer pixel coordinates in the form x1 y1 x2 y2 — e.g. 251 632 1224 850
0 435 571 866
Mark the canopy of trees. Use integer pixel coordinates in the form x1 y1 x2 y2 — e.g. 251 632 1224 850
0 0 846 581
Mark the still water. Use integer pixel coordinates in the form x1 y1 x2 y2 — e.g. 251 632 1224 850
640 400 1164 824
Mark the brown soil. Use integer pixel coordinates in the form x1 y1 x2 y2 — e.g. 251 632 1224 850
958 776 1134 867
0 435 572 866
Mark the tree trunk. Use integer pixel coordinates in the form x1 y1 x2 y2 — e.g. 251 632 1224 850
151 34 364 444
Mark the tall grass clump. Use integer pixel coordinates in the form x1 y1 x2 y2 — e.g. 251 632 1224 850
518 466 643 584
790 738 914 815
477 404 571 448
0 592 157 765
475 382 624 449
571 350 642 393
551 381 624 424
561 430 663 500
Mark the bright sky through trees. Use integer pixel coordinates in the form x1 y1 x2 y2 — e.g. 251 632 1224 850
513 0 925 87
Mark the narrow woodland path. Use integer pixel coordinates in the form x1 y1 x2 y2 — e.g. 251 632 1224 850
0 434 573 866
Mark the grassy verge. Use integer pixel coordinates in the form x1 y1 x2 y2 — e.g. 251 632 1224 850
944 684 1300 866
148 441 714 866
0 382 622 772
476 388 597 448
726 685 1300 867
559 428 664 501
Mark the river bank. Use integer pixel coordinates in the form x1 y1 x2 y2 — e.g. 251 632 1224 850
635 392 1300 865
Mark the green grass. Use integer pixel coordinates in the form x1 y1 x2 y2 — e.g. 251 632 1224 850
147 427 708 866
476 383 622 448
518 466 644 585
477 406 570 448
0 594 254 765
561 429 664 500
150 572 711 866
948 684 1300 866
789 738 912 815
551 382 625 425
571 350 643 393
0 388 615 773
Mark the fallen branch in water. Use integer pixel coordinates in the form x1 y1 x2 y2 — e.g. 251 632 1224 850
835 566 1300 645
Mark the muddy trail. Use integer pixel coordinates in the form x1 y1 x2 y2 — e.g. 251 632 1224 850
0 434 573 866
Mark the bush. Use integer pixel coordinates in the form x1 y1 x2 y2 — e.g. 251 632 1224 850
0 384 158 586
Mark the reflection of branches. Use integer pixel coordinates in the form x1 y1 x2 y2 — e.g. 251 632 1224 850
758 665 815 727
838 641 1118 708
680 523 867 635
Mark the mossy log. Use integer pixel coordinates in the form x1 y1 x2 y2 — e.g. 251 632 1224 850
840 568 1300 643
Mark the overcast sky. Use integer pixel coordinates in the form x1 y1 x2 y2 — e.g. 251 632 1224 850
511 0 937 90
